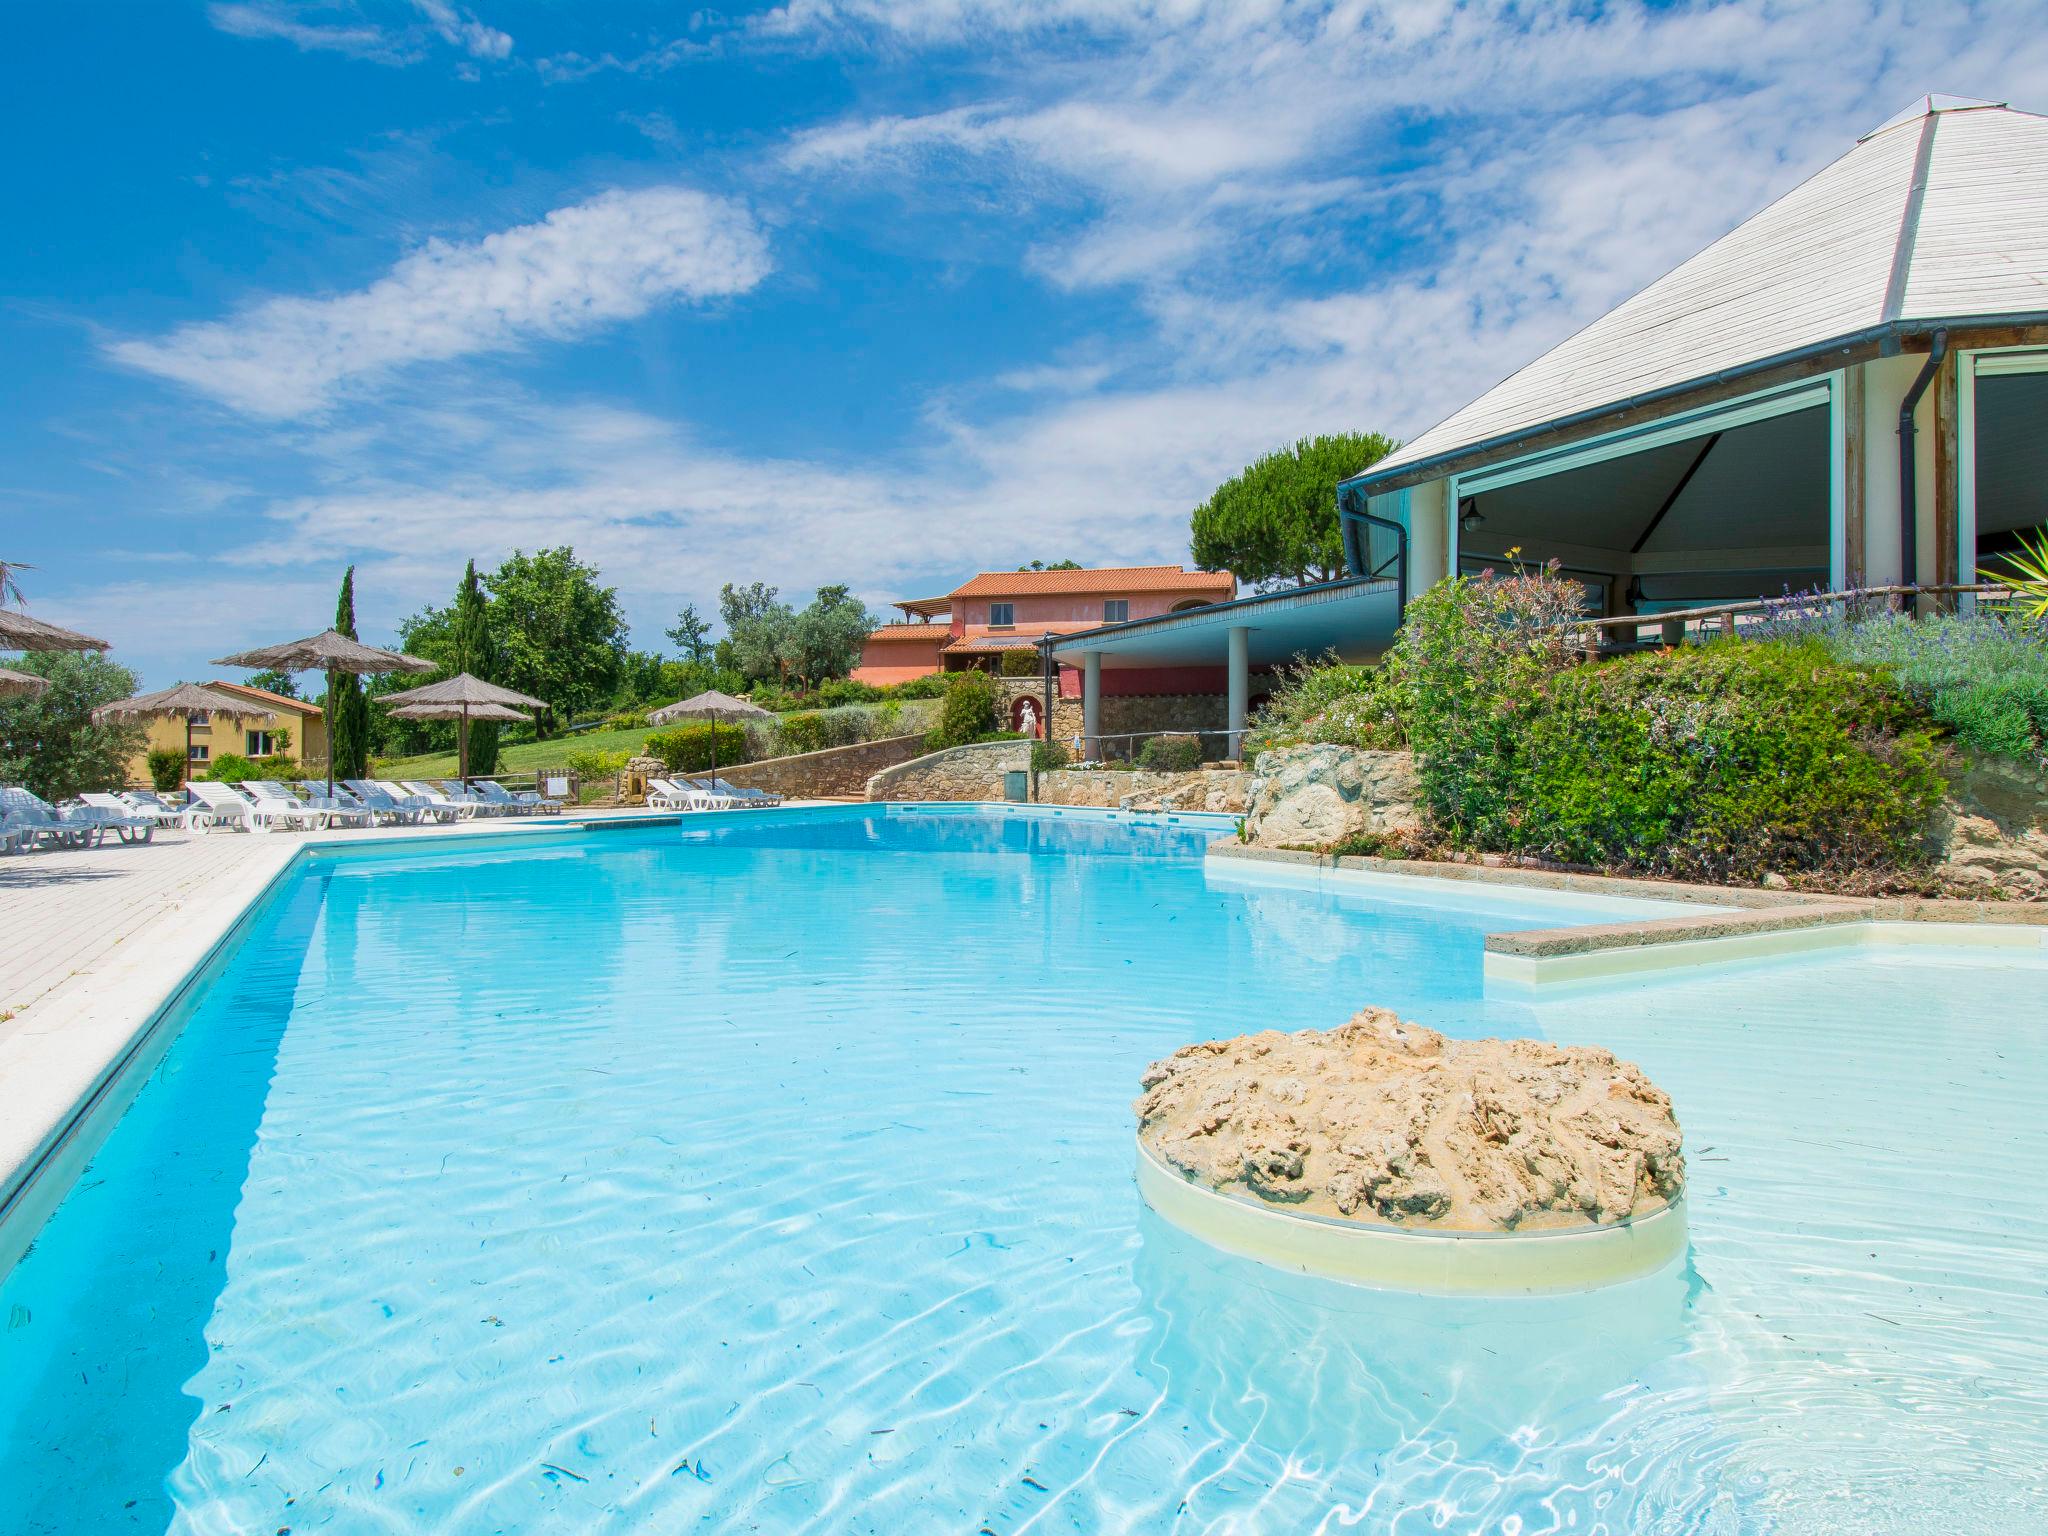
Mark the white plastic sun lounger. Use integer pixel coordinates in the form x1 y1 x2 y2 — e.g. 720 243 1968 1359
119 789 189 828
0 787 94 848
399 780 482 818
180 781 259 833
260 780 369 829
435 780 509 817
469 779 560 815
647 777 725 812
323 781 417 826
234 781 326 832
372 781 460 823
75 793 159 843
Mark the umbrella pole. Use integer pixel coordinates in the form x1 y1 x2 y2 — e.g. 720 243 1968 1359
325 668 336 797
710 709 719 783
459 706 470 786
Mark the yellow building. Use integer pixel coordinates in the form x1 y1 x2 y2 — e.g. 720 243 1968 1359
125 681 329 784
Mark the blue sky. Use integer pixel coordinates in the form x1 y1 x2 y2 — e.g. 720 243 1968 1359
6 1 2045 685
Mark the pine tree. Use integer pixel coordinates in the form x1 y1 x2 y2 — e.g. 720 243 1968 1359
329 566 370 779
453 559 500 777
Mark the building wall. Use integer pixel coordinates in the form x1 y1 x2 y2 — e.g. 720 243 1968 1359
851 633 947 684
127 705 327 784
954 590 1222 628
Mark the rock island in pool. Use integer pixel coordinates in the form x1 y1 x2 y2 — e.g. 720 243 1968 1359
1135 1008 1685 1234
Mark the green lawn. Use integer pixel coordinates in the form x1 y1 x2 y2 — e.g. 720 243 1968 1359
374 724 665 780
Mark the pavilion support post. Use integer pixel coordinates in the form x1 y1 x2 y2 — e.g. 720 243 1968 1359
1227 626 1250 763
1841 365 1866 591
1934 349 1960 609
1082 651 1101 761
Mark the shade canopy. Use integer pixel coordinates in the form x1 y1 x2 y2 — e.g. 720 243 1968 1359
387 699 533 723
648 689 772 724
379 672 547 710
92 681 269 722
0 608 110 652
212 629 435 676
0 666 50 699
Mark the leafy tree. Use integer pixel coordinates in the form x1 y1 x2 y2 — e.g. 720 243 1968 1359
245 668 298 698
718 581 796 685
785 585 873 689
1191 432 1397 588
927 670 1000 750
0 650 143 800
329 566 371 779
665 602 714 663
1018 559 1083 571
452 558 501 776
487 547 628 734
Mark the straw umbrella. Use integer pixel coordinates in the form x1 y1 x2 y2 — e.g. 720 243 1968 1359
213 630 434 796
379 673 546 784
0 666 50 699
93 682 269 778
647 688 773 780
0 608 109 652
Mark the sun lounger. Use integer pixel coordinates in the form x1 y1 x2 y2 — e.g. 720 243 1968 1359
0 786 93 848
689 776 783 809
119 789 189 828
371 781 460 823
435 780 511 817
470 778 561 815
647 777 728 811
261 780 369 829
181 780 264 833
400 780 483 818
74 793 158 843
319 781 414 826
233 780 327 832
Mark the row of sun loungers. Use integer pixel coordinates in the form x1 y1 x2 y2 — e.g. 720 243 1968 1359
3 772 782 852
0 777 567 849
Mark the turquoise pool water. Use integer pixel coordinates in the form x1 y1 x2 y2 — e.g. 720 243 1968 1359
2 806 2044 1533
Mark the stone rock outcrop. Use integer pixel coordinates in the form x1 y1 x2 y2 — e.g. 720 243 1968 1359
1136 1009 1684 1232
1933 805 2048 897
1930 754 2048 898
1242 744 1422 849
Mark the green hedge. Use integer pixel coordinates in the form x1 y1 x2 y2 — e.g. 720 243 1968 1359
1137 733 1203 772
1520 641 1946 880
927 671 999 751
146 747 187 793
644 723 750 772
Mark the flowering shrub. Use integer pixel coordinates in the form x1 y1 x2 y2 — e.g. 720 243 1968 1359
1245 657 1405 761
1521 641 1946 880
1758 601 2048 766
1384 566 1583 848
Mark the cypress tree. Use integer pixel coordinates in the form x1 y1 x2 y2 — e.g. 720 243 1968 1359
452 559 500 777
329 565 370 779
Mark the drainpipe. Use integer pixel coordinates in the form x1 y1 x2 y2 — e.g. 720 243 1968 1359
1898 327 1948 597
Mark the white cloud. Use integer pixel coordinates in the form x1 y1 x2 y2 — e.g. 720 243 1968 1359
207 0 512 67
206 3 409 63
107 187 772 417
409 0 512 60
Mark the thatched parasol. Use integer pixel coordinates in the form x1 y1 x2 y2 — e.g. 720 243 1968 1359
381 674 543 782
214 629 434 795
94 682 270 777
0 666 51 700
0 608 110 652
646 689 773 780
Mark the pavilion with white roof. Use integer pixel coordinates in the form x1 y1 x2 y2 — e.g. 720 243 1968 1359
1053 96 2048 753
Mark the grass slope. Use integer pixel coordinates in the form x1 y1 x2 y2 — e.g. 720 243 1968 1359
374 725 663 780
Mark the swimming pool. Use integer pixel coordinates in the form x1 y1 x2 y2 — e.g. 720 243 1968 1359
2 806 2043 1533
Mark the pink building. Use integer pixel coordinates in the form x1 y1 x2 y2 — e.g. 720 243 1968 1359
852 565 1237 683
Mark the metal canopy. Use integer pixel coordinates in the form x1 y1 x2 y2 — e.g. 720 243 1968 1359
1049 578 1402 670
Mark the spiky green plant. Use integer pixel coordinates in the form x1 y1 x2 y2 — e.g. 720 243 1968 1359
1981 527 2048 621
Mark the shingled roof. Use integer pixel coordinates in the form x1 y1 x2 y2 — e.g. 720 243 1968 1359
1357 97 2048 492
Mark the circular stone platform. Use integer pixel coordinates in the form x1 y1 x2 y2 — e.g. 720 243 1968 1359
1133 1009 1688 1295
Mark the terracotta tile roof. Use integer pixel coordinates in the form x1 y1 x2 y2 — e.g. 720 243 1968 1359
867 623 952 642
209 680 323 715
947 565 1237 599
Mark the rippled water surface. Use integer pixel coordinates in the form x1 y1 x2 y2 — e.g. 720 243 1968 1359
2 807 2044 1534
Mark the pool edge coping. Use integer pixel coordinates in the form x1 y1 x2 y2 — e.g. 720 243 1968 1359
1208 843 2048 984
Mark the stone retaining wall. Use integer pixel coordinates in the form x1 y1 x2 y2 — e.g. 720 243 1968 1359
718 733 928 800
1243 744 1423 848
867 739 1033 801
1037 767 1249 813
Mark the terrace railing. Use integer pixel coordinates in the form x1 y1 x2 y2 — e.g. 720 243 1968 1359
1563 583 2010 652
